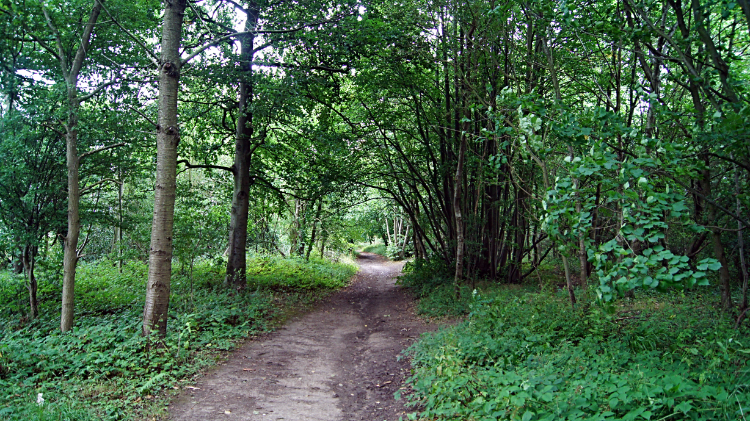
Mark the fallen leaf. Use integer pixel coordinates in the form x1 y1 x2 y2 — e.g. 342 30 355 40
186 386 200 390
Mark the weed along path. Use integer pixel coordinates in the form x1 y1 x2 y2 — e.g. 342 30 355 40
168 252 435 421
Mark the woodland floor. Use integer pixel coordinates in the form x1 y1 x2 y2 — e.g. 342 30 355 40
167 252 437 421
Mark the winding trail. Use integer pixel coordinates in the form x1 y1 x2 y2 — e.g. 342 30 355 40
168 253 435 421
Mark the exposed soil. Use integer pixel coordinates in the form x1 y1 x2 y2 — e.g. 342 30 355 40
168 253 436 421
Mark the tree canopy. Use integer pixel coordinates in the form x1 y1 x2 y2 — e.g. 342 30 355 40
0 0 747 330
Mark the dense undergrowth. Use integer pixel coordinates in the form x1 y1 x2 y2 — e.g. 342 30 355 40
361 242 407 260
398 260 750 421
0 255 357 420
362 243 388 256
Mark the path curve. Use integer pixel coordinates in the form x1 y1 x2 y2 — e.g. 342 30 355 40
168 253 434 421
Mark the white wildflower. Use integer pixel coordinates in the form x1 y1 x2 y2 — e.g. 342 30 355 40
37 393 44 406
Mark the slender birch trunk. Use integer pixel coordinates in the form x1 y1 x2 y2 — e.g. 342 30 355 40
142 0 187 338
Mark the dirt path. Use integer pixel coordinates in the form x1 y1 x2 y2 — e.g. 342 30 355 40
168 253 435 421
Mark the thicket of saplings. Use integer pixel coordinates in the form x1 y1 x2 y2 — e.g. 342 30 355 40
0 249 357 420
397 257 750 421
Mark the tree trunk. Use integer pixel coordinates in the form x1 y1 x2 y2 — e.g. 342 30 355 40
401 225 410 259
319 229 328 258
453 133 467 284
734 161 748 327
118 176 124 273
55 0 102 333
306 199 322 261
60 89 81 332
13 251 23 274
23 245 38 319
142 0 187 338
289 198 301 256
700 165 734 310
712 227 734 310
225 1 260 290
384 215 391 246
562 254 576 306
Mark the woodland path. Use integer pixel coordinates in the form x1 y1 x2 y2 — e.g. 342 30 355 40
168 252 436 421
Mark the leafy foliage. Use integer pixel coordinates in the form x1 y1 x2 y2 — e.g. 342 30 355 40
0 256 356 420
396 259 475 317
401 289 750 420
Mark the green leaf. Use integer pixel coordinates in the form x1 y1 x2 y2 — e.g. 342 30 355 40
674 400 693 414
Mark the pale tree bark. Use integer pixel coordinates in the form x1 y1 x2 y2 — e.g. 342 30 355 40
142 0 187 338
226 0 260 289
41 0 103 332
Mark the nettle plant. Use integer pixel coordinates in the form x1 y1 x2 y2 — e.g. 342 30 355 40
541 110 721 301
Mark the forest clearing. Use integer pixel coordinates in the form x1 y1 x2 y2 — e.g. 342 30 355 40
1 0 750 419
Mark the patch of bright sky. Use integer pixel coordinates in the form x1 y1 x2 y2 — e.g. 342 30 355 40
16 69 54 85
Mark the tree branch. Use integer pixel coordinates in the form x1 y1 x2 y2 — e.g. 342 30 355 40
177 159 234 173
181 13 354 65
80 178 120 195
41 122 65 136
79 79 118 102
28 33 61 62
252 61 348 73
221 0 248 14
41 6 70 79
79 142 126 161
126 105 158 128
69 0 104 79
651 169 750 228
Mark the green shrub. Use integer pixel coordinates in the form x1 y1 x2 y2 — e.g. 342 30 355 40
401 290 750 420
397 259 452 297
397 259 477 317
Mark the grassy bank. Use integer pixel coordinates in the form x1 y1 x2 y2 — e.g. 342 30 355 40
0 256 357 420
398 262 750 421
